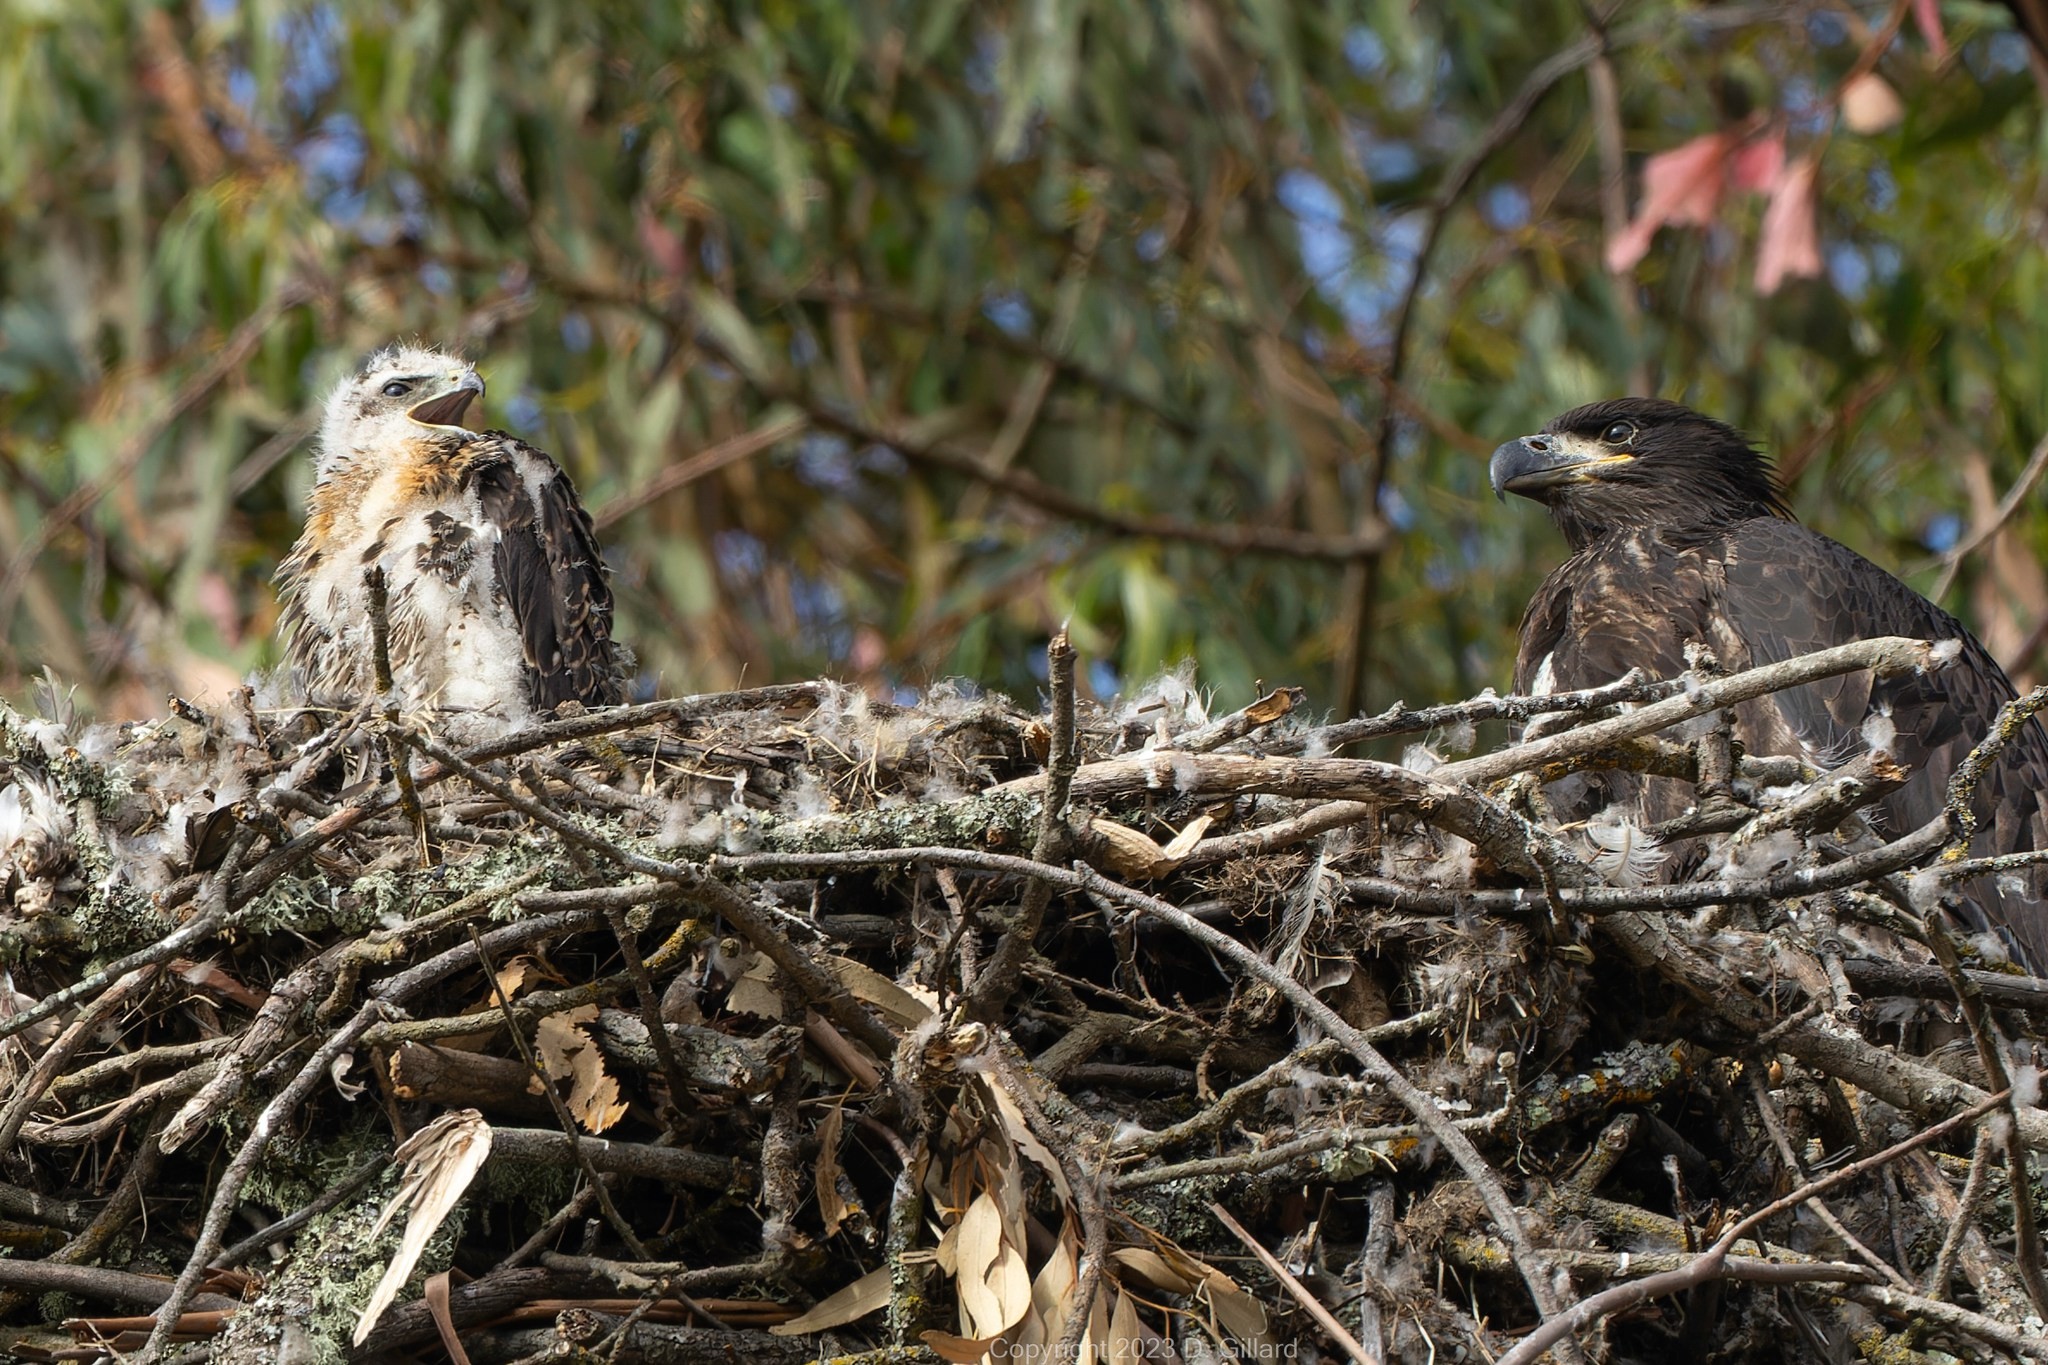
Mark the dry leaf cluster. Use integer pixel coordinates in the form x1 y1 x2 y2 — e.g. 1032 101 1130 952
2 636 2048 1363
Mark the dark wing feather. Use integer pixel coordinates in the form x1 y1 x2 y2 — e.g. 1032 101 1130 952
1711 519 2048 966
469 435 622 712
1714 521 1973 811
1524 517 2048 967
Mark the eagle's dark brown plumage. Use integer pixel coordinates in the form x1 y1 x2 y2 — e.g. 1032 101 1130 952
1492 397 2048 969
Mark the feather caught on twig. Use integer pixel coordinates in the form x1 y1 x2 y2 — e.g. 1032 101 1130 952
1582 811 1666 888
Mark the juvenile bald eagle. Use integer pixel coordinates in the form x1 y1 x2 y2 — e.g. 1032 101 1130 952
277 345 622 728
1491 397 2048 969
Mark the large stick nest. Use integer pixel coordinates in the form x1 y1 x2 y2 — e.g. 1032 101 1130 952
2 636 2047 1364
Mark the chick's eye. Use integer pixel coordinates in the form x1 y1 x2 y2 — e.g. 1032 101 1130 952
381 380 411 398
1603 420 1636 444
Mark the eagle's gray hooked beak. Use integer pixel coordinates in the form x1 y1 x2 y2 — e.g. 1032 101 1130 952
1489 433 1631 501
408 370 486 429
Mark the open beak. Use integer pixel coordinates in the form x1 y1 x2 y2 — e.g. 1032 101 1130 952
408 371 485 429
1489 434 1632 501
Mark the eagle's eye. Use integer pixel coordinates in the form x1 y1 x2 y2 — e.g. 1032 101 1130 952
1602 420 1636 445
381 380 412 398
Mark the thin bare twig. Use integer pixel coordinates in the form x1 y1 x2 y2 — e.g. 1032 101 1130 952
761 378 1387 561
1931 428 2048 601
1744 1072 1913 1291
1943 683 2048 856
399 731 900 1060
1580 1 1648 396
470 925 652 1260
140 1000 391 1363
367 567 432 864
1926 1130 1996 1301
603 904 696 1132
1210 1201 1379 1365
966 628 1076 1022
1334 2 1801 712
1495 1091 2014 1365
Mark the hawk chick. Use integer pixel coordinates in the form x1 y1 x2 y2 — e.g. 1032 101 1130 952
278 344 622 727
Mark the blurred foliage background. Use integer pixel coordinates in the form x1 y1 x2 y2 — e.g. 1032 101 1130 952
0 0 2043 723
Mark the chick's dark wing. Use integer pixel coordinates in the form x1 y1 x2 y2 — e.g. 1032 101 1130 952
469 434 621 711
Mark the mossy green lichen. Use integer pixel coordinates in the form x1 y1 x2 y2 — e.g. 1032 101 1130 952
759 788 1042 854
0 704 123 811
242 1111 389 1218
237 871 337 936
212 1179 463 1363
238 839 576 937
1120 1176 1231 1247
477 1151 577 1227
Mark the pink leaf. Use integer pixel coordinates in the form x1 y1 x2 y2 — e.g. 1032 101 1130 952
1605 131 1732 274
1641 131 1733 228
1728 131 1785 194
636 205 688 279
1912 0 1949 60
1755 156 1823 295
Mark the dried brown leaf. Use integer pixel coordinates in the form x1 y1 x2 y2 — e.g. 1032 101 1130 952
766 1264 891 1335
1110 1247 1197 1296
955 1189 1031 1340
815 1098 850 1237
724 951 785 1021
439 954 558 1053
1086 1284 1112 1362
173 957 265 1011
828 954 936 1029
1106 1288 1150 1365
1090 816 1175 878
495 955 549 1001
985 1077 1072 1202
935 1213 963 1274
535 1005 628 1133
1015 1230 1078 1350
1159 813 1213 862
1242 688 1300 724
919 1328 1006 1363
1198 1265 1271 1346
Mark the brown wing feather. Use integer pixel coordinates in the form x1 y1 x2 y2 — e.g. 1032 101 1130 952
468 435 622 712
1712 519 2048 965
1514 547 1697 694
1522 517 2048 967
